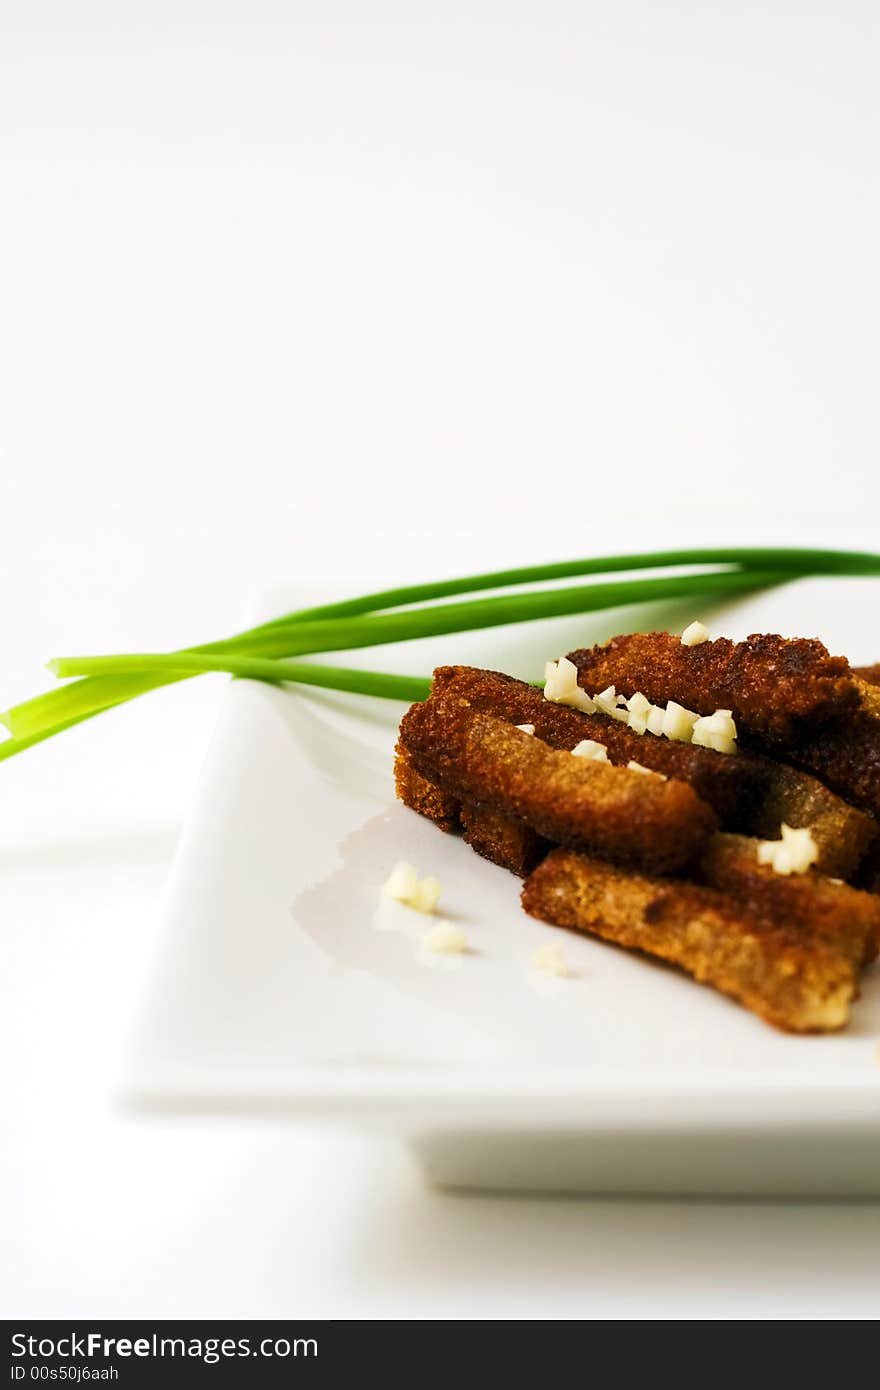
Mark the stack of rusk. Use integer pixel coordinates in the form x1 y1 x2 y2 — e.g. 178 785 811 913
395 633 880 1032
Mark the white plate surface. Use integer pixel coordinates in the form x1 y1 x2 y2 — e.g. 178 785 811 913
127 577 880 1193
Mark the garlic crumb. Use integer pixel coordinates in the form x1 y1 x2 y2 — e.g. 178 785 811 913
543 658 596 713
383 861 442 913
516 723 536 735
422 921 469 954
756 824 819 876
681 620 710 647
531 943 571 977
692 709 738 755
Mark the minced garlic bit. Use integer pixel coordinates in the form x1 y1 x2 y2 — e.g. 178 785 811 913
571 738 609 762
692 709 738 755
627 760 666 779
625 691 652 735
681 620 710 647
756 824 819 876
383 861 442 913
594 685 629 721
543 657 596 713
422 920 469 954
662 701 699 743
646 705 666 736
530 943 571 977
516 723 536 735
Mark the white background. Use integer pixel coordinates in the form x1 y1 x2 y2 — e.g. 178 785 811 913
3 2 880 1319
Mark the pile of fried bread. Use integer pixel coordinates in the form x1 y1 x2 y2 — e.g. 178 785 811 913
394 631 880 1032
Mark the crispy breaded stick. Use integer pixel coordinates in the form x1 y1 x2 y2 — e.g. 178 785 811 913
399 696 717 874
394 744 461 832
396 741 545 874
699 833 879 967
522 850 858 1032
744 757 876 880
429 664 768 826
566 631 856 746
791 679 880 821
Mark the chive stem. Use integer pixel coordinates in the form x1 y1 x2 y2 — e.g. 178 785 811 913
5 545 880 760
17 564 780 738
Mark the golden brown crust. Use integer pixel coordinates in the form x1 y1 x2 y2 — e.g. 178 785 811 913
698 833 879 967
566 631 857 747
428 664 768 826
394 743 461 832
399 694 717 874
743 757 877 880
522 850 858 1032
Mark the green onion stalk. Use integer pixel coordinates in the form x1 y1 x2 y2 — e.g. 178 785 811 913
1 546 878 764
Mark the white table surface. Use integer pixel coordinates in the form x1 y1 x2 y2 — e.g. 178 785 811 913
3 5 880 1319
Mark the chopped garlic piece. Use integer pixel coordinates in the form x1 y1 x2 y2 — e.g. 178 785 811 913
411 877 441 913
646 705 666 736
383 861 441 913
593 685 619 715
557 655 579 684
383 861 420 902
623 691 651 735
661 701 699 743
543 658 596 713
422 921 469 954
756 823 819 876
516 723 536 735
692 708 738 755
591 685 628 723
689 711 728 756
571 738 609 762
530 943 570 977
681 620 710 647
626 692 652 717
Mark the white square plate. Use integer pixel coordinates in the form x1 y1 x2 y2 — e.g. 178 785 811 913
127 578 880 1194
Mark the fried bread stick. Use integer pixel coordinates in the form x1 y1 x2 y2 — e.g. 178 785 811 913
399 695 717 874
698 833 879 967
396 742 547 875
522 850 858 1032
566 631 857 746
426 665 768 825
